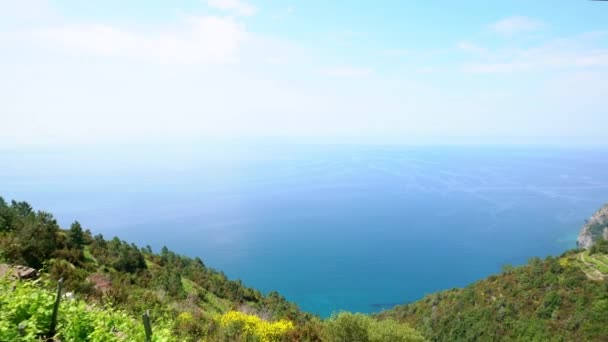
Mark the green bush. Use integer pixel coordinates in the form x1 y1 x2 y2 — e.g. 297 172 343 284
0 278 172 341
324 312 426 342
324 312 371 342
369 318 426 342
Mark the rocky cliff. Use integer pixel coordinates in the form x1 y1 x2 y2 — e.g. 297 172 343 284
577 203 608 249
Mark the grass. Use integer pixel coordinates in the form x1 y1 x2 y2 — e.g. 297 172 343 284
181 277 197 295
180 277 231 316
144 258 161 271
595 254 608 266
83 247 98 264
572 251 608 280
585 254 608 274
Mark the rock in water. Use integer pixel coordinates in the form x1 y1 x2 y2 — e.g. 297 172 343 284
577 204 608 249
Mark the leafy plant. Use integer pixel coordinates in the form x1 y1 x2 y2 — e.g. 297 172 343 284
0 278 172 341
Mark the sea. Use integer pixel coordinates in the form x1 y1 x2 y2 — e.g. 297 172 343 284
2 143 607 317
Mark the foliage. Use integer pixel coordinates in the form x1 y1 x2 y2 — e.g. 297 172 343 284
214 310 295 342
368 318 427 342
68 221 86 250
0 200 59 269
0 277 172 341
378 252 608 341
588 222 608 240
12 194 608 341
0 196 315 340
324 312 370 342
589 237 608 255
323 312 426 342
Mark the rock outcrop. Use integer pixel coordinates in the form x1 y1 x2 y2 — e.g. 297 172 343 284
577 203 608 249
0 264 39 280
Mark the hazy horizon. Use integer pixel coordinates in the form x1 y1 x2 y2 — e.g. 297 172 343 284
2 0 608 149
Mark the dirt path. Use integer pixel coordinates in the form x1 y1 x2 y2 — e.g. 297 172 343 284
590 255 608 270
579 253 606 281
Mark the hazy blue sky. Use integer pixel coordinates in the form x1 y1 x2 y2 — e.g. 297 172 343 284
1 0 607 148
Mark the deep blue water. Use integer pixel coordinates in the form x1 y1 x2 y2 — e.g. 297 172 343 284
2 144 608 317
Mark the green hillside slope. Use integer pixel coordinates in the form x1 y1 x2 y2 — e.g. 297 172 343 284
3 194 608 341
378 246 608 341
0 196 424 341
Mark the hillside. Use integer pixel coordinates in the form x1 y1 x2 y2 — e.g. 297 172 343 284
0 196 317 340
0 196 425 341
3 195 608 341
379 228 608 341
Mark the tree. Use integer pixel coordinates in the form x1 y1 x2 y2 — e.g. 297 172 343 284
160 246 171 265
0 216 7 232
11 200 33 217
143 245 153 254
194 256 205 268
112 243 147 273
0 196 9 232
68 221 85 249
158 268 184 297
15 211 59 268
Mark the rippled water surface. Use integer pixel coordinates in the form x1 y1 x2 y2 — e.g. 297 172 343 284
3 144 608 316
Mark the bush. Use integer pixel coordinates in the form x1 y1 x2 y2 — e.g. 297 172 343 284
214 310 295 342
0 278 172 341
324 312 371 342
324 312 426 342
369 319 426 342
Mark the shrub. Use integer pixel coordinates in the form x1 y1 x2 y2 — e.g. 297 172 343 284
0 278 172 341
324 312 426 342
215 310 295 342
369 318 426 342
324 312 371 342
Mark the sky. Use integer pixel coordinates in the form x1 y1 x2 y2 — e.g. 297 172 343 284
1 0 607 148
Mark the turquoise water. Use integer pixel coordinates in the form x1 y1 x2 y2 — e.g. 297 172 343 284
2 144 608 317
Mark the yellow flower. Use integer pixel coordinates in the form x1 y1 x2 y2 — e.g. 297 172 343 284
177 311 194 323
215 311 295 342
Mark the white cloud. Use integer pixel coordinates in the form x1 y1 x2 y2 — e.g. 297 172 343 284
1 2 608 148
29 16 248 64
324 66 374 78
464 50 608 74
462 33 608 73
490 16 544 35
206 0 257 17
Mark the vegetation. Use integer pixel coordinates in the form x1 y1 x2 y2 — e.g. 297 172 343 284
323 312 425 342
3 195 608 341
587 222 608 241
214 310 295 341
589 237 608 256
0 196 425 341
0 277 172 341
378 250 608 341
0 197 311 340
